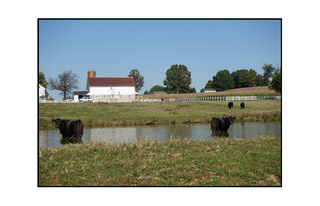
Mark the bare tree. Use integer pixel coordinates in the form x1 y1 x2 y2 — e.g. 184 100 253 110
48 70 79 99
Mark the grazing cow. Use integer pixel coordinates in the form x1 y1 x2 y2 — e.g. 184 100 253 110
228 102 233 109
210 116 236 135
52 118 84 143
240 102 245 109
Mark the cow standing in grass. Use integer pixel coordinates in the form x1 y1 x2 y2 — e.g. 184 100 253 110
228 102 233 109
210 116 236 135
52 118 84 143
240 102 245 109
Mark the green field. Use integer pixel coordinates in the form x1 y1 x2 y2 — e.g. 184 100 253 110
39 136 281 186
39 100 281 129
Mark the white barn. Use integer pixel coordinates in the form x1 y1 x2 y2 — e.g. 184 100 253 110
73 71 136 102
39 84 45 98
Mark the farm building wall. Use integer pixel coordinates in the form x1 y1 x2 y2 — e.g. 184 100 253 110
39 84 45 97
86 85 136 101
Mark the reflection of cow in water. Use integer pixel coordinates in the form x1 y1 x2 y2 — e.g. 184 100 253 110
52 118 84 143
210 116 236 135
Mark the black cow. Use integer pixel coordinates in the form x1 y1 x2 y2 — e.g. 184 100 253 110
240 102 245 109
210 116 236 135
52 118 84 143
228 102 233 109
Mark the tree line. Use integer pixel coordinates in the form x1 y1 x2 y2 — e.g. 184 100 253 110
203 63 281 93
39 63 281 100
143 63 281 94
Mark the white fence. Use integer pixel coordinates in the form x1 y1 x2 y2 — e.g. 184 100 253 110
226 96 281 101
39 96 281 103
39 99 132 103
39 100 79 103
103 99 132 103
139 99 161 102
226 96 257 101
161 96 281 101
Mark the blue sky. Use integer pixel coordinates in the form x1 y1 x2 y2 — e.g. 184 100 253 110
39 19 281 99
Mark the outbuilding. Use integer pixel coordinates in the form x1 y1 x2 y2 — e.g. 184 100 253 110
39 84 46 99
72 91 88 101
203 88 216 93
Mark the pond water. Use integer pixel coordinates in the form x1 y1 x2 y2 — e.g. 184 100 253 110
39 122 281 148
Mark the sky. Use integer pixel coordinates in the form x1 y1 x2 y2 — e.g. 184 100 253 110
39 19 281 100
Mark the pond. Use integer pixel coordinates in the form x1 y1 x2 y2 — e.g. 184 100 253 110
39 122 281 148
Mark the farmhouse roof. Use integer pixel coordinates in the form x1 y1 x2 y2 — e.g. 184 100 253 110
87 77 135 87
73 91 87 95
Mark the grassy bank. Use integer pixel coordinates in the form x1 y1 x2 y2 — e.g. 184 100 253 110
39 136 281 186
39 100 281 129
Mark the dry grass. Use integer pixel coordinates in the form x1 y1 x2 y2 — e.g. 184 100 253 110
137 86 277 99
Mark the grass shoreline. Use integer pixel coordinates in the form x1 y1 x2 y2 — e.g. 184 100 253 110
39 100 281 130
39 136 281 186
40 113 281 130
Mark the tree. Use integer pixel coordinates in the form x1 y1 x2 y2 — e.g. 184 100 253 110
269 66 281 93
256 74 264 86
39 72 49 98
211 70 235 91
231 69 256 88
262 63 275 86
149 85 166 94
144 90 150 94
163 64 191 93
240 69 256 87
205 80 213 88
128 69 145 92
188 87 196 93
48 70 79 100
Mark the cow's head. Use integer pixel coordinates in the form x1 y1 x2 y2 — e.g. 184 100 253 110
228 116 236 124
52 118 62 128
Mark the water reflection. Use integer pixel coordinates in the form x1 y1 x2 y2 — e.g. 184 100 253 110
211 132 230 138
59 137 82 145
39 122 281 148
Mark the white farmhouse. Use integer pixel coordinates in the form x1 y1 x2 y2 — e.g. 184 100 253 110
203 88 216 93
39 84 46 98
73 71 136 102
